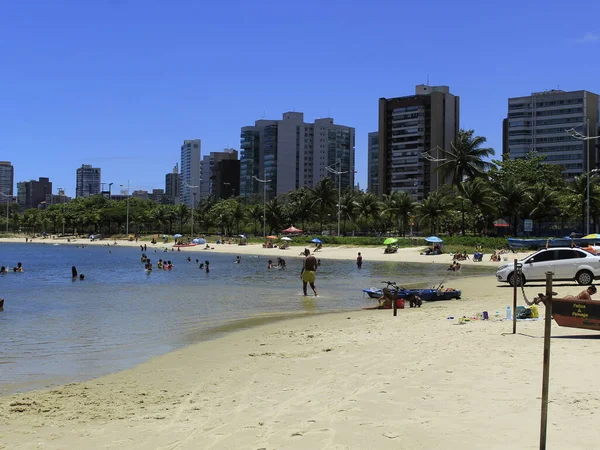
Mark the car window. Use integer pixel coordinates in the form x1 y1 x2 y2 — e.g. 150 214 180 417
572 250 589 258
529 250 556 263
557 250 581 260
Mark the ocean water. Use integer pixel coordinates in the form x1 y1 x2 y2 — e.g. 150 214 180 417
0 243 491 393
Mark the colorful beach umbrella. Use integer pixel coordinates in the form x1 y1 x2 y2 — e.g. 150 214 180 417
311 238 323 244
282 226 302 233
583 234 600 239
425 236 443 243
281 237 292 241
383 238 398 245
266 235 278 239
173 234 183 238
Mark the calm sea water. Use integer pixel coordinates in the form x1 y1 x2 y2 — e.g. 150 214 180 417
0 243 492 394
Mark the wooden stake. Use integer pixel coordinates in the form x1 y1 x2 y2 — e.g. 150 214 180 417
539 271 553 450
513 259 518 334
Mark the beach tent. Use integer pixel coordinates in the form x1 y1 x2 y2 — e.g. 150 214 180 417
192 238 206 244
282 226 302 233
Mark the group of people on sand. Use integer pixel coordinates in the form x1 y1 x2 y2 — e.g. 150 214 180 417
0 262 23 274
453 252 470 261
447 261 461 272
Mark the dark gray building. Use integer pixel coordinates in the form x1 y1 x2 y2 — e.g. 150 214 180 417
165 164 180 205
378 85 460 200
76 164 101 198
17 177 52 210
0 161 14 202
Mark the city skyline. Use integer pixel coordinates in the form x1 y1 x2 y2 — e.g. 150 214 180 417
1 1 599 197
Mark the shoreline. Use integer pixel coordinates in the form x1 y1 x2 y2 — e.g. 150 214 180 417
0 236 514 268
1 272 598 448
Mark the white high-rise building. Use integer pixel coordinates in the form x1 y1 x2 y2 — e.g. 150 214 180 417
179 139 201 207
240 112 355 198
503 89 600 179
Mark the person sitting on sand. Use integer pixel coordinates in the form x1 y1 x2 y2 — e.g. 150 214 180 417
376 288 394 309
406 292 422 308
534 285 597 304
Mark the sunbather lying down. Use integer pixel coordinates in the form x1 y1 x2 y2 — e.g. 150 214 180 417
533 285 597 304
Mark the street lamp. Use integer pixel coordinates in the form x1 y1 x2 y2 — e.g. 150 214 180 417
120 181 130 236
325 160 355 237
566 120 598 235
183 183 199 237
253 176 270 238
420 146 447 192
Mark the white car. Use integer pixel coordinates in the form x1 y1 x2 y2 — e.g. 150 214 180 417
496 247 600 286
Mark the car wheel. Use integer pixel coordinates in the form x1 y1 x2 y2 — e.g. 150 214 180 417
576 270 593 286
508 272 525 287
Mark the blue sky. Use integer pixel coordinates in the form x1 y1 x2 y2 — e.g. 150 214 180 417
1 0 599 195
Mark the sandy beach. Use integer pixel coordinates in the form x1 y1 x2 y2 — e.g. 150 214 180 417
0 235 512 268
1 238 596 449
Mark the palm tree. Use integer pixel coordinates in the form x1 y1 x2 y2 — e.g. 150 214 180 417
494 179 529 236
460 178 495 234
527 184 559 227
438 129 494 235
339 190 358 235
309 178 337 233
356 192 379 232
248 204 263 236
415 191 452 235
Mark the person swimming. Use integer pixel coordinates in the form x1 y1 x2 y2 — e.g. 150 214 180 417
0 266 7 274
79 274 85 280
15 262 23 272
268 260 273 269
157 259 163 269
236 256 241 264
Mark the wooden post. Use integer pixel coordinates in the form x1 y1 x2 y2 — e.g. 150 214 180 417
539 271 553 450
393 292 398 317
513 259 518 334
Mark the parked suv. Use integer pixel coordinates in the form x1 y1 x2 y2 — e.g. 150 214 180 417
496 247 600 286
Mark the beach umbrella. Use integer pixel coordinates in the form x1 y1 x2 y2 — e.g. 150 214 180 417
425 236 443 243
238 234 246 238
493 219 510 228
173 234 183 238
583 234 600 239
282 226 302 233
162 234 169 238
311 238 323 244
383 238 398 245
266 235 278 239
281 237 292 241
192 238 206 244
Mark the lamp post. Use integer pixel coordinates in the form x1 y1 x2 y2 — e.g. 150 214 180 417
253 176 270 238
183 183 199 237
325 160 355 237
566 120 598 235
192 192 197 237
120 181 130 236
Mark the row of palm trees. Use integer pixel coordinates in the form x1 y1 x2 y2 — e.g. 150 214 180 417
1 129 597 237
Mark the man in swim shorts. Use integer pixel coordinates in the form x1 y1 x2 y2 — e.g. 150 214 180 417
301 249 318 296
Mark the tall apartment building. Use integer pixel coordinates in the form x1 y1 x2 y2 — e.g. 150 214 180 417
149 189 167 203
240 112 355 198
214 159 240 200
75 164 101 198
0 161 14 201
179 139 201 207
502 89 600 179
199 149 238 199
367 132 379 193
378 85 460 200
165 164 180 205
17 177 52 210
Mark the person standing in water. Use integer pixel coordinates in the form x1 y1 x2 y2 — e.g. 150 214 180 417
71 266 78 278
301 249 318 297
205 261 210 273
